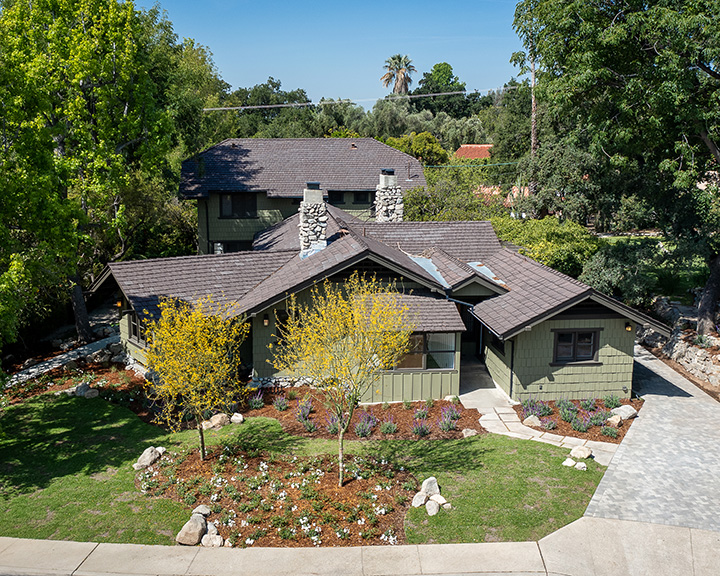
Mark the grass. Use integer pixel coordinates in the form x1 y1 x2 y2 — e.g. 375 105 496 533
0 393 605 545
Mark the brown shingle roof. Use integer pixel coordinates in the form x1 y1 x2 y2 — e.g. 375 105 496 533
397 292 466 332
180 138 426 199
456 144 493 160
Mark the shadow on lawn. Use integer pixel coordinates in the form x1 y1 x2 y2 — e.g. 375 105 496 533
0 394 166 497
362 437 491 474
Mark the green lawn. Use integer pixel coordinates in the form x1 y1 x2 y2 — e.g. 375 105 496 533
0 394 604 545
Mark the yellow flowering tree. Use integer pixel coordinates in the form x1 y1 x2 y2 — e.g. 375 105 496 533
144 296 250 459
272 273 413 486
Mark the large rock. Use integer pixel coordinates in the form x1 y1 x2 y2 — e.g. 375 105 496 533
523 414 542 427
206 521 218 536
421 476 440 496
22 358 38 369
562 458 576 467
176 514 207 546
202 413 230 431
607 414 623 428
75 382 91 397
429 494 447 506
411 492 428 508
108 342 124 355
425 500 440 516
574 462 588 471
611 405 638 420
570 445 592 460
110 354 127 364
84 389 99 399
462 428 478 438
132 446 161 471
192 505 211 517
201 534 224 547
63 360 78 372
230 413 244 424
88 349 112 364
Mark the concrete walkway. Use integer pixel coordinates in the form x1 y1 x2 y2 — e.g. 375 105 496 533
585 346 720 531
1 517 718 576
6 334 120 388
459 359 618 466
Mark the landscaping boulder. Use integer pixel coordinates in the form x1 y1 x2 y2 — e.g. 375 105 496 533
22 358 38 369
611 405 637 420
84 389 99 399
574 462 588 471
522 414 541 427
51 339 63 349
110 354 127 364
562 458 576 467
570 446 592 460
201 534 224 547
462 428 478 438
202 413 230 430
176 514 207 546
411 492 428 508
206 521 218 536
192 505 211 517
230 413 245 425
133 447 161 471
156 447 166 455
88 349 112 364
429 494 447 506
607 414 623 428
75 382 91 397
108 342 124 355
63 360 78 372
421 476 440 496
425 500 440 516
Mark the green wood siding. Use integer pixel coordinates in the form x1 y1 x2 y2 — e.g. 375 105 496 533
512 318 636 401
198 194 297 254
119 314 148 366
483 327 512 396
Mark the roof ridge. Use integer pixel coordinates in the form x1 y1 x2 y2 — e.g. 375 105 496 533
109 249 298 268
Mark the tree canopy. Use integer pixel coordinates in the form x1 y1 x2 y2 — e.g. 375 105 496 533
381 54 416 95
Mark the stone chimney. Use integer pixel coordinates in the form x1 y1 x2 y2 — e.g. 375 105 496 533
374 169 404 222
299 182 328 257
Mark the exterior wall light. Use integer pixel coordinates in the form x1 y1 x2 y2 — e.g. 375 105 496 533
263 313 270 327
625 322 633 332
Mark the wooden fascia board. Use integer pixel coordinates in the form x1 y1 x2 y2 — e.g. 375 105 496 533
589 292 671 337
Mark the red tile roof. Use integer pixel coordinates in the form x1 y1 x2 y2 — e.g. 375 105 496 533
455 144 493 160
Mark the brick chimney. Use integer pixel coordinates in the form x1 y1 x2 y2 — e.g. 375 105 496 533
299 182 328 257
374 169 404 222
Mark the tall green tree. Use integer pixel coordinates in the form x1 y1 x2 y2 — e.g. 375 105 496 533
411 62 491 119
381 54 416 95
513 0 720 333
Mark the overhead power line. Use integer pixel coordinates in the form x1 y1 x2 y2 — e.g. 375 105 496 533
202 86 518 112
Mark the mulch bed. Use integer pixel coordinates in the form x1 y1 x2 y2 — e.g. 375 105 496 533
512 397 644 444
139 443 418 548
245 386 485 441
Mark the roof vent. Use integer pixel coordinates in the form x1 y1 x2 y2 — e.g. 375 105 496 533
381 168 395 176
350 142 357 149
306 182 321 190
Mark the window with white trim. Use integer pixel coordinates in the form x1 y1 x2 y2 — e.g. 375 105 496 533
396 332 455 370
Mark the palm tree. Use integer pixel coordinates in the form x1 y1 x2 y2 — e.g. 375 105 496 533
381 54 416 95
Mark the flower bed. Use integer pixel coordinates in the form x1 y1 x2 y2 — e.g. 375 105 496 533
513 396 643 444
244 386 485 440
139 440 417 547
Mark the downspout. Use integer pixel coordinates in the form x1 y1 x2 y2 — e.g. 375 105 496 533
205 199 211 254
509 339 515 399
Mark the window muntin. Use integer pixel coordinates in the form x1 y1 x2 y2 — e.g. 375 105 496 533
128 312 145 344
395 332 455 370
353 191 369 204
553 330 599 363
219 192 257 218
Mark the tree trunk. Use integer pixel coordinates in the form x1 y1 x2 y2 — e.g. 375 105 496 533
198 423 207 460
529 52 538 196
337 427 345 487
697 254 720 336
70 273 95 343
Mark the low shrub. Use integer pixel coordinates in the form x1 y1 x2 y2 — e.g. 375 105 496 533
287 389 298 400
590 410 611 427
302 418 317 432
438 415 457 432
413 407 429 420
380 418 398 434
441 405 462 421
579 398 597 412
296 397 313 422
412 419 430 437
521 397 553 418
601 426 618 438
248 390 264 410
425 398 434 409
403 400 412 410
603 394 621 410
541 418 557 430
560 406 577 423
272 396 289 411
571 413 591 432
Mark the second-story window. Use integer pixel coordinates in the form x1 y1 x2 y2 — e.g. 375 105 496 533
219 193 257 218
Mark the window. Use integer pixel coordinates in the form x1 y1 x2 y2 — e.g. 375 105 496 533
328 191 344 205
553 330 600 363
213 241 252 254
219 193 257 218
128 312 145 344
353 191 369 204
396 332 455 370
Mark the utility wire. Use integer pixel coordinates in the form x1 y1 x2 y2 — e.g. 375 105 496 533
425 162 520 168
203 86 517 112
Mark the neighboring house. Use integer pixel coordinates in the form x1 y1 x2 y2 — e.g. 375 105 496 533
180 138 426 255
456 144 493 160
98 170 669 403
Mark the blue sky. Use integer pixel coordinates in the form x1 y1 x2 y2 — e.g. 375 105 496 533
137 0 524 106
